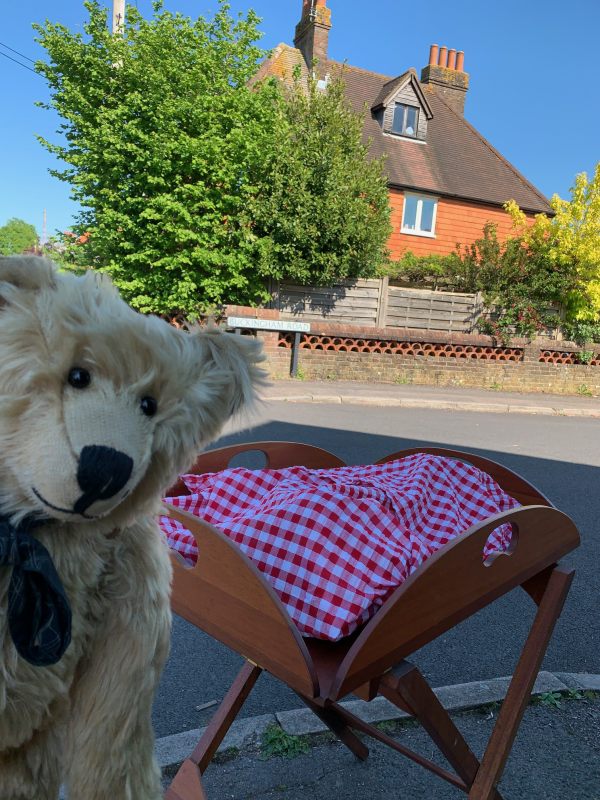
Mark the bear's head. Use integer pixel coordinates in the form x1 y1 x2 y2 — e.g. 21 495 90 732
0 256 265 530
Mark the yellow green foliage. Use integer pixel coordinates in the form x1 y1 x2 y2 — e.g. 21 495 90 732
505 163 600 320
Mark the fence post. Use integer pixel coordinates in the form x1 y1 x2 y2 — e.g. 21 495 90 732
555 305 566 341
376 276 389 328
290 332 302 377
268 279 280 311
472 292 484 333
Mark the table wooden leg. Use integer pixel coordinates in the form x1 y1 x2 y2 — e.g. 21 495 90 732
165 660 262 800
468 567 574 799
380 665 503 800
297 694 369 760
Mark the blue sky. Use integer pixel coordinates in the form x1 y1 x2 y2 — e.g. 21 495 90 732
1 0 598 238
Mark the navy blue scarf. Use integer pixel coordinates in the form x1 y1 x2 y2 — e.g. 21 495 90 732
0 515 72 666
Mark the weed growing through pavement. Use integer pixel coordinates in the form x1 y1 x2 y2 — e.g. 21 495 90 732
261 724 310 759
257 692 599 762
213 746 240 764
536 691 563 708
583 689 600 699
375 719 396 733
374 717 418 734
533 688 599 709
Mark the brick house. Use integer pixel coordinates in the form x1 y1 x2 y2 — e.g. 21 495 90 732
255 0 552 261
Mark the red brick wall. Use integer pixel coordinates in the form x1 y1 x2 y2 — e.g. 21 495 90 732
266 345 600 396
388 190 533 258
251 321 600 397
222 303 599 396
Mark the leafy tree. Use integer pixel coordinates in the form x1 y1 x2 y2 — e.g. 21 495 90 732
386 223 578 339
506 163 600 322
457 223 577 338
250 73 392 285
35 4 392 316
35 0 279 314
0 218 39 255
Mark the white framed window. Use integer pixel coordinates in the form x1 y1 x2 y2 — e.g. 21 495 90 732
401 193 438 237
392 103 419 137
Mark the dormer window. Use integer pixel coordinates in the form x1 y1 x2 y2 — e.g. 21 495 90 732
392 103 419 137
372 71 433 141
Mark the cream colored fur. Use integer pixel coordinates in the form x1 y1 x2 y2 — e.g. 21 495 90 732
0 256 265 799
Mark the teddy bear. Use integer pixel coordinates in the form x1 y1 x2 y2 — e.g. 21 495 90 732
0 255 265 799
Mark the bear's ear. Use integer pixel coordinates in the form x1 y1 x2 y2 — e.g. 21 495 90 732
0 255 57 305
192 327 268 415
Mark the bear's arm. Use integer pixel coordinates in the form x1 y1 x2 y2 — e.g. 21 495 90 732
65 518 172 800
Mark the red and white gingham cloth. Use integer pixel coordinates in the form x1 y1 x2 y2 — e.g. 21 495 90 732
160 453 518 641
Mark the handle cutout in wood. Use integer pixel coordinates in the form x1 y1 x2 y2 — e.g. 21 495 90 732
227 449 269 470
483 522 519 567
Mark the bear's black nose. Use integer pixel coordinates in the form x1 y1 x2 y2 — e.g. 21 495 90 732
74 445 134 515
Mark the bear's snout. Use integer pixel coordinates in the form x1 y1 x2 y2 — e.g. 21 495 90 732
74 445 134 515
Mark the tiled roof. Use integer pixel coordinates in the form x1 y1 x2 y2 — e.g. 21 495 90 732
256 47 552 214
251 43 310 85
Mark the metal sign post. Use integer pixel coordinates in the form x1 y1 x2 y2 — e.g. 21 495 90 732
227 317 311 378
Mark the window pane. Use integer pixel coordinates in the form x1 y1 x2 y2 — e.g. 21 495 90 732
405 106 418 136
392 103 405 134
402 195 418 230
420 199 436 232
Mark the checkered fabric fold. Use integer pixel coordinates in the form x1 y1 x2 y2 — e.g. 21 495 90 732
160 454 519 641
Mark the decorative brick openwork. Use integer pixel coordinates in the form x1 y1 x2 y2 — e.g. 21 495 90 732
539 350 600 366
278 334 523 361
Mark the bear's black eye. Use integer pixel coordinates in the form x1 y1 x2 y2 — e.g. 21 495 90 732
140 396 158 417
68 367 91 389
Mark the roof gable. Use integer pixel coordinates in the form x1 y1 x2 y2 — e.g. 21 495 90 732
372 72 432 142
372 70 433 120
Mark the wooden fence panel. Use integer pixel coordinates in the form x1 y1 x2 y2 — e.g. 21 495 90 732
270 281 484 333
273 280 381 326
385 287 483 332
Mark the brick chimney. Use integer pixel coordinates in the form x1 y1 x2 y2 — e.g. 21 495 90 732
294 0 332 71
420 44 470 115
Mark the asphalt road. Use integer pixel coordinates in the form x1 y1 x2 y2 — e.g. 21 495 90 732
194 698 600 800
153 402 600 738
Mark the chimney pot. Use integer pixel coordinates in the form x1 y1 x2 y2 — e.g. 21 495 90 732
420 46 469 115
